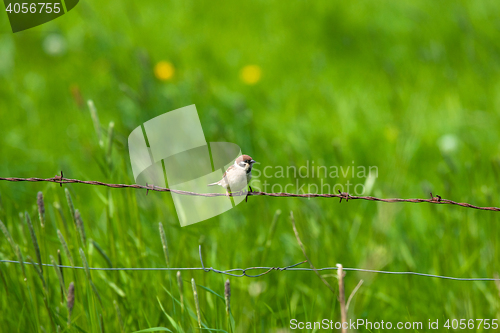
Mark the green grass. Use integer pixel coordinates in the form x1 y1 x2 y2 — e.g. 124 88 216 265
1 0 500 331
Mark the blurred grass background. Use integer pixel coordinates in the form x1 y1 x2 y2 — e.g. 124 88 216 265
1 0 500 331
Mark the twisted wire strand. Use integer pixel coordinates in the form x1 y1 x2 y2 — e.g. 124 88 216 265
0 246 498 281
0 175 499 211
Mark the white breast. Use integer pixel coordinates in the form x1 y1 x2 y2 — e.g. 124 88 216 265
224 168 249 191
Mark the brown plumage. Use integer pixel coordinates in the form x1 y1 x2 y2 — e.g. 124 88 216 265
208 154 256 196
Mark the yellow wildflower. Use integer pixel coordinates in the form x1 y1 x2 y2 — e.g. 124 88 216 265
240 65 262 85
154 61 175 81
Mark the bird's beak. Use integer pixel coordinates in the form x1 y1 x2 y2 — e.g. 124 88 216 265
250 159 256 164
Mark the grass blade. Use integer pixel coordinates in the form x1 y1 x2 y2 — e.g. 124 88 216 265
37 191 45 228
100 313 105 333
50 255 66 300
133 328 173 332
65 188 77 229
79 248 91 280
0 219 16 252
75 209 87 246
157 296 184 333
0 263 8 295
106 121 115 163
53 202 69 236
92 239 112 267
114 300 125 333
57 230 74 266
159 222 170 267
192 278 201 328
90 280 103 306
16 245 27 281
88 100 103 146
225 279 230 316
26 211 43 274
67 282 75 327
26 256 46 291
176 271 184 312
58 250 65 303
79 247 102 307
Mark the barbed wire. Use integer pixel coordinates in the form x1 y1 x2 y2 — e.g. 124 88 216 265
0 174 499 211
1 245 499 281
1 175 499 282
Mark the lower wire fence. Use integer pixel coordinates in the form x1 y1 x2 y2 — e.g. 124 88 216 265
1 246 499 281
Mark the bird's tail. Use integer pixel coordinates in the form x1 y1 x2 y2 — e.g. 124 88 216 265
207 181 219 186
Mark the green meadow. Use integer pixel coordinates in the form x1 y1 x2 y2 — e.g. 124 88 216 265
1 0 500 331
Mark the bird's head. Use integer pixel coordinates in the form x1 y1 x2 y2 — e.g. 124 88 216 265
235 154 256 169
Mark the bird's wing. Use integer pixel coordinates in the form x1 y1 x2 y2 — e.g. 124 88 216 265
221 164 237 179
208 165 237 186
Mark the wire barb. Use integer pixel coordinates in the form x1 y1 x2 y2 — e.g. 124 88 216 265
338 190 350 203
54 171 64 187
430 192 442 202
0 175 498 211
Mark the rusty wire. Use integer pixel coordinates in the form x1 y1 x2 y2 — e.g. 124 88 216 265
0 174 499 211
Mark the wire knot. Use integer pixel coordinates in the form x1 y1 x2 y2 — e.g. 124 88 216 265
54 171 64 187
430 192 442 202
338 190 351 203
146 183 155 195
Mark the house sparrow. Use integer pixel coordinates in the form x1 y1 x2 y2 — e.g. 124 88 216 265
208 154 256 197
